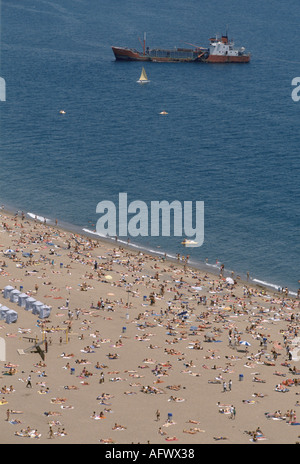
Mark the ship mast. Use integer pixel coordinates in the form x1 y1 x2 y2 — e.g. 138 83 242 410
143 32 146 55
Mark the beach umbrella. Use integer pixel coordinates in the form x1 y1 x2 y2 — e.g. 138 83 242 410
105 275 112 280
240 341 251 346
226 277 234 285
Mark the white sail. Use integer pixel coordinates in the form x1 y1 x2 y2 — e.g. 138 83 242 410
137 67 150 84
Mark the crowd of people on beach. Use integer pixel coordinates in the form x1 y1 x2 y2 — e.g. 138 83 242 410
0 211 299 443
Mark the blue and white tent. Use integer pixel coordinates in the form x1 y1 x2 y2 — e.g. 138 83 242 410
32 301 44 315
39 305 51 319
6 310 18 324
10 289 21 303
18 293 29 307
0 306 10 320
25 297 36 311
3 285 14 299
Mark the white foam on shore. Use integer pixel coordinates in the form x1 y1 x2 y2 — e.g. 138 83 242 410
253 278 280 290
82 228 106 238
253 278 297 296
27 212 50 223
83 228 176 259
81 228 298 296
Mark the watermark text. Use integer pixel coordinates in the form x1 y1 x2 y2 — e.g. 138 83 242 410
0 77 6 101
96 193 204 247
291 77 300 102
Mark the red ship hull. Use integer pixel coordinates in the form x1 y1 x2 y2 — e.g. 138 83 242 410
206 54 250 63
112 47 151 61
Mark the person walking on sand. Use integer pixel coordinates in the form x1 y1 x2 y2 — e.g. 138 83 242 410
49 425 54 439
230 405 236 420
156 409 160 421
223 381 227 393
26 375 32 388
229 379 232 391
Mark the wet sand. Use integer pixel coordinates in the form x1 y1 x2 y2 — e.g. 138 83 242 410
0 210 299 444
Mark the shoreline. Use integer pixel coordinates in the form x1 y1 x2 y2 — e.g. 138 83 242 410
1 203 297 298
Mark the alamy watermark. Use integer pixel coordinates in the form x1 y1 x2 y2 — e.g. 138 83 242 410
291 337 300 362
0 77 6 101
96 193 204 247
0 338 5 362
291 77 300 102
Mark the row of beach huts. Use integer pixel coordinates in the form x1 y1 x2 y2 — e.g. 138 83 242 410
0 285 52 324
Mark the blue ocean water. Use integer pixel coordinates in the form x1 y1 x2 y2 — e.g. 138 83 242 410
0 0 299 293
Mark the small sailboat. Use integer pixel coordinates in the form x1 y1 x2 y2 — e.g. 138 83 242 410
137 67 150 84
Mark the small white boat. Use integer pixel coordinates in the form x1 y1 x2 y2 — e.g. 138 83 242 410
137 67 150 84
181 239 198 246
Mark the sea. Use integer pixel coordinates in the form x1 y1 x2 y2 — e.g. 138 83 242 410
0 0 299 294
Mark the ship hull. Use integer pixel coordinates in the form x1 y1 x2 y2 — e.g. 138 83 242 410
112 47 151 61
112 46 200 62
112 46 250 63
206 55 250 63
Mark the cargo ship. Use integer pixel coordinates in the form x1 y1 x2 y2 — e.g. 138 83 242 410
112 33 250 63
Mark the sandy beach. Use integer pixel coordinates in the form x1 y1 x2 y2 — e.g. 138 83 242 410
0 209 299 445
